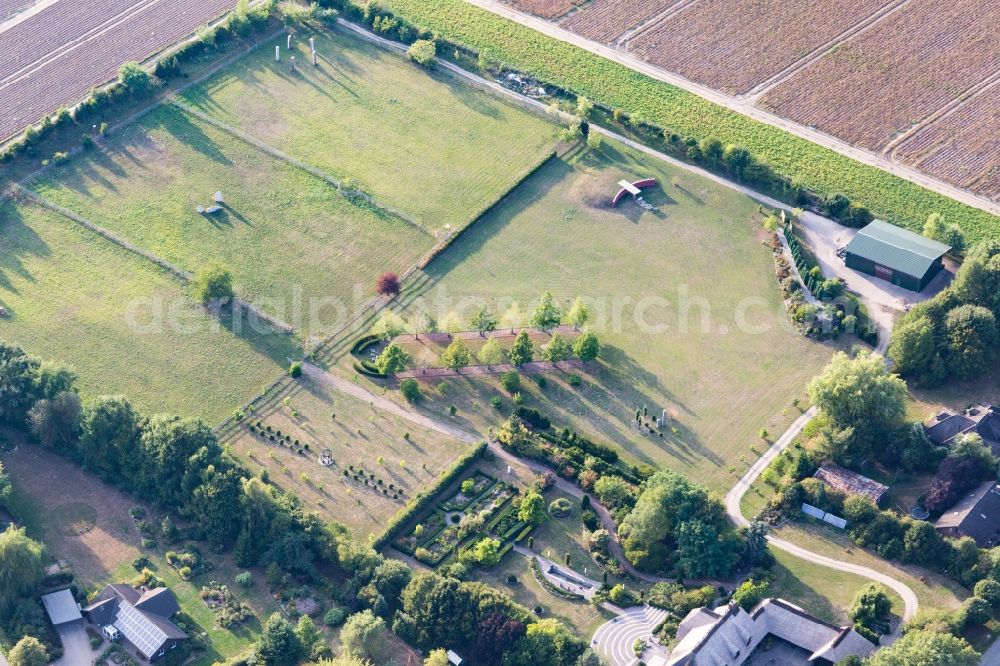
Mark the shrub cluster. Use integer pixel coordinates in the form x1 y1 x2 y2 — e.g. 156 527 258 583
889 240 1000 387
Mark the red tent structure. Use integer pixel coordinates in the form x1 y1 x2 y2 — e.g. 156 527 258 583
612 178 658 207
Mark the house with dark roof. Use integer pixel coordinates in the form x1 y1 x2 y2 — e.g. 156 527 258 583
814 463 888 506
666 598 875 665
934 481 1000 548
83 584 187 661
844 220 949 292
926 405 1000 456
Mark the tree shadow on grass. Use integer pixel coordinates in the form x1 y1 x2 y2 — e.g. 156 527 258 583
148 105 234 166
419 156 576 283
434 67 507 121
0 201 48 296
215 304 301 367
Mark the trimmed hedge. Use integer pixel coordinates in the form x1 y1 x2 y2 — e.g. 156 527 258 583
352 361 387 378
373 440 488 549
529 557 584 601
351 334 381 355
417 151 557 269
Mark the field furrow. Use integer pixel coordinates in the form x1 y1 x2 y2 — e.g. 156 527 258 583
502 0 583 19
0 0 146 83
895 84 1000 200
559 0 686 44
0 0 233 142
627 0 896 95
759 0 1000 149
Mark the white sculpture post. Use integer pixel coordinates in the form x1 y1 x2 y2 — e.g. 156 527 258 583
287 33 291 49
291 56 296 72
275 45 280 62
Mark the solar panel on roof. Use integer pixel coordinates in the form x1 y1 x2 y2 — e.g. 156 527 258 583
114 601 167 659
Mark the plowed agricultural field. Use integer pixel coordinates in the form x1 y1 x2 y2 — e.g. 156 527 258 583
895 83 1000 200
760 0 1000 149
0 0 233 142
0 0 36 22
503 0 582 19
627 0 895 94
559 0 687 44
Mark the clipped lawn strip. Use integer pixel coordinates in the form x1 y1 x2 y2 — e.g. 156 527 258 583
378 0 1000 243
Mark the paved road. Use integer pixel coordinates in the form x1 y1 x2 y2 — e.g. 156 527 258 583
591 604 669 666
980 635 1000 665
723 407 919 631
460 0 1000 219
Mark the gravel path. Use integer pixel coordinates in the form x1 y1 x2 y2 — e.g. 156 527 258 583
723 406 920 634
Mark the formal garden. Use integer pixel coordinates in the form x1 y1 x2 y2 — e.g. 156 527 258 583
392 468 534 568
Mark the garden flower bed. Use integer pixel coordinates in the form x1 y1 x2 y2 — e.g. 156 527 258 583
439 471 496 511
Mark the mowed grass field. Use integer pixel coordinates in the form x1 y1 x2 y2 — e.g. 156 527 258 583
31 105 433 336
178 25 556 233
0 201 296 423
339 141 840 492
220 374 472 539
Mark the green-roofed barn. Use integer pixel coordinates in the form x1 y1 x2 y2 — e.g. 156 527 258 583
844 220 950 292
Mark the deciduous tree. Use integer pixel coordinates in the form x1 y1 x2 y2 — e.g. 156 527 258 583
191 263 234 305
866 629 978 665
572 332 599 362
471 306 498 337
441 338 471 371
375 343 410 375
509 331 534 366
531 292 562 331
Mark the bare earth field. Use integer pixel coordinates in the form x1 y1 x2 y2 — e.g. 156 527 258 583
221 374 472 540
503 0 582 19
894 83 1000 200
759 0 1000 149
0 0 234 142
626 0 896 95
559 0 685 43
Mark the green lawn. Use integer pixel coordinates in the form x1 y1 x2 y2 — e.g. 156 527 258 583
0 201 296 423
30 105 433 337
771 522 968 613
178 24 556 234
338 141 841 492
767 548 904 625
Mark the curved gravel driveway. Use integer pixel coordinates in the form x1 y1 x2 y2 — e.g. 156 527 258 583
723 407 919 629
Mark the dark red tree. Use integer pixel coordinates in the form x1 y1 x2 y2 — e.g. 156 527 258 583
925 456 988 513
376 272 401 297
474 613 526 666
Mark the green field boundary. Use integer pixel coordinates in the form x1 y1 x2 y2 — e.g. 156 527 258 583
168 99 429 234
8 186 298 337
372 0 1000 244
